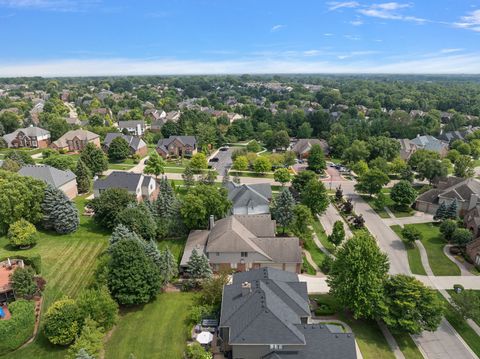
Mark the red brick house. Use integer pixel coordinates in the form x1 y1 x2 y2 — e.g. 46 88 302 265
3 126 51 149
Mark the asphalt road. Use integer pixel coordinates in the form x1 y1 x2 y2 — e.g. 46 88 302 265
209 147 233 175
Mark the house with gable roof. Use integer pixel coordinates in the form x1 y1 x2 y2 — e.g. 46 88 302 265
103 133 148 157
180 214 302 273
226 181 272 215
18 164 78 199
218 268 357 359
51 129 100 152
156 135 197 158
3 126 50 149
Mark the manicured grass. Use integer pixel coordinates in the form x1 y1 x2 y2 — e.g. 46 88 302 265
312 220 336 253
362 189 415 218
1 196 109 359
302 254 316 275
438 293 480 357
108 163 136 170
105 292 197 359
310 294 395 359
392 333 424 359
157 237 187 264
448 290 480 327
303 233 327 268
406 223 460 276
391 225 427 276
164 166 187 174
228 170 275 179
361 195 390 218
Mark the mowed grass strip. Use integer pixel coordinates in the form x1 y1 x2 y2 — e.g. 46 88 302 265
391 333 424 359
105 292 196 359
391 225 427 276
406 223 460 276
0 196 109 359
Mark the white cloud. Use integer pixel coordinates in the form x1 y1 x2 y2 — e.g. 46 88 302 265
344 34 361 40
2 52 479 77
0 0 98 11
303 50 321 56
454 10 480 32
357 2 428 23
440 48 463 54
350 19 363 26
270 24 285 32
323 33 334 37
327 1 359 11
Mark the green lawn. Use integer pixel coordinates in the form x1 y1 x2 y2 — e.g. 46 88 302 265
164 166 187 174
228 170 275 179
363 190 415 218
438 293 480 357
105 292 196 359
448 290 480 327
391 225 427 275
302 254 316 275
406 223 460 276
392 333 424 359
303 232 327 269
157 237 187 264
361 195 390 218
1 196 109 359
311 294 395 359
312 221 336 253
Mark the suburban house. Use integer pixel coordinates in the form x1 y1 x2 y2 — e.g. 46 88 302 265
93 171 158 202
156 135 197 158
410 135 449 157
3 126 51 149
180 214 302 273
291 138 329 158
144 109 166 123
464 205 480 237
51 129 100 152
226 181 272 215
397 138 418 161
415 177 480 215
437 129 473 144
466 238 480 267
91 107 113 119
165 111 181 122
103 133 148 157
117 120 146 136
218 268 357 359
18 164 78 199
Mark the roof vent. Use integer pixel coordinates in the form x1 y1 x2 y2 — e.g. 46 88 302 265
241 282 251 297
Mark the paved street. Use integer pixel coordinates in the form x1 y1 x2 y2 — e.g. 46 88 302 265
318 205 353 239
209 147 233 175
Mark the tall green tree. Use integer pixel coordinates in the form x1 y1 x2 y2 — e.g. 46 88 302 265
301 179 329 215
327 232 389 319
108 239 161 305
108 136 131 161
271 188 295 234
144 151 165 178
328 221 345 246
454 155 475 178
355 169 389 197
43 297 82 345
290 204 313 239
307 144 326 173
273 168 291 185
80 142 108 175
390 180 416 210
186 248 212 279
42 184 79 234
75 159 92 194
382 274 444 334
90 188 136 230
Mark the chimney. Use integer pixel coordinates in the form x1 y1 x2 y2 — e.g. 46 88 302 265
241 282 251 297
209 215 215 230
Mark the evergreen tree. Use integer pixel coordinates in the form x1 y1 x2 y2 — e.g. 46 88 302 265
75 159 92 194
160 247 179 282
434 202 447 221
186 249 212 279
270 188 295 234
182 166 195 187
80 142 108 175
42 184 79 234
446 200 458 219
76 348 94 359
109 224 143 247
335 185 343 202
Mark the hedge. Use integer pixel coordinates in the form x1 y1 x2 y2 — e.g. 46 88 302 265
0 300 36 354
0 255 42 274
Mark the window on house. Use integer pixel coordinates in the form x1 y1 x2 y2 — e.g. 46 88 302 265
241 252 248 257
269 344 283 350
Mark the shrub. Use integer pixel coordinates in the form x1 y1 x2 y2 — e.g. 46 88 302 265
451 228 473 247
8 219 37 248
10 267 37 299
401 225 423 243
43 297 82 346
439 219 457 242
66 318 104 359
76 287 118 331
185 342 213 359
314 304 335 316
0 300 35 355
188 304 216 324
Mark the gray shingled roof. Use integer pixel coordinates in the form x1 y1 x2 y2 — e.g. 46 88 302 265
104 133 146 152
220 269 357 359
118 120 145 128
227 182 272 209
52 129 99 148
93 171 148 192
18 165 76 188
156 136 196 152
292 139 329 155
410 135 448 153
3 126 50 145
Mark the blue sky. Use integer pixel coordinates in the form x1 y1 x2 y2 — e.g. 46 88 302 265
0 0 479 76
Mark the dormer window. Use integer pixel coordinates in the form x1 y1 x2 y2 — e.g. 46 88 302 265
269 344 283 350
